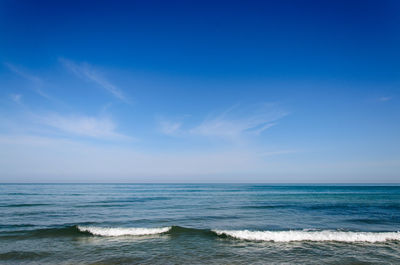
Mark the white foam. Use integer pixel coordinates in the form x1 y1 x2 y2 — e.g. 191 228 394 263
213 229 400 242
77 226 171 236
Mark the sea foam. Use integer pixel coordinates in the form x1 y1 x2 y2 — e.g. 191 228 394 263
213 229 400 242
77 226 171 236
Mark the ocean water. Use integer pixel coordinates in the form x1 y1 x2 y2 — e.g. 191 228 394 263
0 184 399 264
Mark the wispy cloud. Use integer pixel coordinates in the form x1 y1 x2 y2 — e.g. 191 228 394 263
60 58 128 103
379 96 392 102
36 113 129 140
189 103 288 140
158 103 288 141
159 120 182 136
4 63 41 83
248 122 276 136
4 63 53 101
10 94 22 104
1 108 132 141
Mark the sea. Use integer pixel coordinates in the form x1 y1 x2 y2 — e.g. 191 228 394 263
0 184 399 264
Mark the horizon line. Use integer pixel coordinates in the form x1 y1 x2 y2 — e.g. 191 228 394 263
0 182 399 185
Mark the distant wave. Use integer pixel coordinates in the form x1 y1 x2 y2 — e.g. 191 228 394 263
0 203 51 207
77 226 171 236
213 229 400 242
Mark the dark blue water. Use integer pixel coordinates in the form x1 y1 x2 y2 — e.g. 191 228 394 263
1 184 399 264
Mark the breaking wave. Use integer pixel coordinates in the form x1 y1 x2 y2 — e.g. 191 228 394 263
77 226 171 236
213 229 400 242
4 225 400 243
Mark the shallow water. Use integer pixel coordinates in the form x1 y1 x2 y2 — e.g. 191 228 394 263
0 184 399 264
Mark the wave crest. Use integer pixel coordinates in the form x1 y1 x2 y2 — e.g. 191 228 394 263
77 226 171 236
213 230 400 242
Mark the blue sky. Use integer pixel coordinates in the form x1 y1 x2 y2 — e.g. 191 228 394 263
0 0 399 182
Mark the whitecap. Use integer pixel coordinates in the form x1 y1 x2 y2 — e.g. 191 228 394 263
77 226 171 236
213 229 400 242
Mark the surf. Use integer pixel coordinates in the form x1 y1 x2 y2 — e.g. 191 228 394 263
213 229 400 242
77 226 171 236
4 225 400 243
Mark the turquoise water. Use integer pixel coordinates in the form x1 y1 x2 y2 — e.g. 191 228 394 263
0 184 399 264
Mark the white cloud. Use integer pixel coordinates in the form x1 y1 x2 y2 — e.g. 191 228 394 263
189 103 287 140
36 113 129 140
2 63 130 141
250 123 276 135
0 109 133 142
60 58 128 103
158 104 287 141
159 120 182 136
